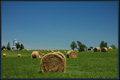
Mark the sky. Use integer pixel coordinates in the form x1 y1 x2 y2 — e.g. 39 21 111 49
1 1 118 50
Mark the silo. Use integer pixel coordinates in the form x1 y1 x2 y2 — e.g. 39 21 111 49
12 39 17 50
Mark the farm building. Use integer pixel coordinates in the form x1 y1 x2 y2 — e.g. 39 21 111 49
88 48 92 51
12 39 17 50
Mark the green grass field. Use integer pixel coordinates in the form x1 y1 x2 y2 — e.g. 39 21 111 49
1 49 118 78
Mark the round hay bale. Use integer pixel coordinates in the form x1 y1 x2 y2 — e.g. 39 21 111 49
26 49 29 51
53 51 66 65
3 48 6 51
22 49 24 51
46 49 49 51
18 54 21 57
3 54 7 57
31 51 42 58
108 47 113 50
101 47 108 52
42 53 45 55
94 47 100 52
11 49 14 52
64 51 66 53
5 49 7 50
67 50 77 58
40 53 66 73
51 50 54 53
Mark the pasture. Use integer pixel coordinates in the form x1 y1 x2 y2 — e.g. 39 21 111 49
1 49 118 78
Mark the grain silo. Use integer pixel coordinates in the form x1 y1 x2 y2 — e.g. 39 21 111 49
12 39 17 50
13 39 17 46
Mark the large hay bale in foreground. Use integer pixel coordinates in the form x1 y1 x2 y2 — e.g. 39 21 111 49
18 54 21 57
40 52 66 73
101 47 108 52
67 50 77 58
31 51 42 58
108 47 113 50
94 47 100 52
53 51 66 66
3 54 7 57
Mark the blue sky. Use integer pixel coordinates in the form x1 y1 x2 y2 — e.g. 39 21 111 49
1 1 118 50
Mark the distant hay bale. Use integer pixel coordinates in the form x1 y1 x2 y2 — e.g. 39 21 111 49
18 54 21 57
64 51 66 53
3 48 6 51
94 47 100 52
22 49 24 51
67 50 77 58
42 53 45 55
26 49 29 51
46 49 49 51
108 47 113 50
101 47 108 52
40 52 66 73
51 50 54 53
5 49 7 50
11 49 14 52
3 54 7 57
31 51 42 58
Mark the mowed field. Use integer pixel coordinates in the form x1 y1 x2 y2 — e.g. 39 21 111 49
1 49 118 78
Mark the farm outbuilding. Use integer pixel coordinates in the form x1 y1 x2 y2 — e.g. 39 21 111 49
88 48 92 51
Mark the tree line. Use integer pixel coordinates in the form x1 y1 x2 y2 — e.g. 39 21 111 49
1 42 24 50
70 40 117 52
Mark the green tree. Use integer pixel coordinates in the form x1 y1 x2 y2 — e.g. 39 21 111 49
81 44 86 51
104 42 107 48
100 41 104 49
7 42 11 50
84 46 88 51
100 41 107 49
16 42 20 50
2 46 6 50
77 41 86 52
70 41 77 50
90 46 93 49
111 44 116 49
20 44 24 50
